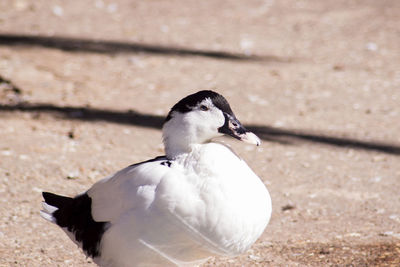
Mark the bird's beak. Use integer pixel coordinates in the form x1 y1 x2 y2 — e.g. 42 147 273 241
218 113 261 146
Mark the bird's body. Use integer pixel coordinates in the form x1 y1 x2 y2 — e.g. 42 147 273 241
41 90 272 267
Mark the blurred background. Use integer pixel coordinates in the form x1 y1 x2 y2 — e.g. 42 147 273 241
0 0 399 266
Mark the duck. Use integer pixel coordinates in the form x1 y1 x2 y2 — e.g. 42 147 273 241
41 90 272 267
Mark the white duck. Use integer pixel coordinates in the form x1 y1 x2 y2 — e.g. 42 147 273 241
41 90 272 267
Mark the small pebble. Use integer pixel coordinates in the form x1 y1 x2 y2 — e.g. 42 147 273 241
248 254 261 261
19 154 29 160
1 150 12 156
372 155 386 162
347 232 361 237
67 170 80 180
240 38 254 55
107 3 118 13
369 176 382 183
68 131 75 139
281 204 296 211
366 42 378 51
32 187 42 193
52 6 64 17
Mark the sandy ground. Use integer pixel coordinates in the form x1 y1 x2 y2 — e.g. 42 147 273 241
1 0 400 266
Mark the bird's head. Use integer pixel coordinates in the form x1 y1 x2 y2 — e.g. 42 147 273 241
162 90 260 158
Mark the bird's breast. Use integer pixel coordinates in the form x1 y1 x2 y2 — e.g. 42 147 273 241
158 143 272 255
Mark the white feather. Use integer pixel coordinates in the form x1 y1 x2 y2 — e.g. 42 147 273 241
40 202 58 223
42 202 59 213
39 210 56 223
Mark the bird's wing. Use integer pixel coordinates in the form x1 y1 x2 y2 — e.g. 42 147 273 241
87 156 171 222
87 154 237 262
87 157 221 264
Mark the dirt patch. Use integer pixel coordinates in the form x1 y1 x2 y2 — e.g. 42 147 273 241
281 242 400 266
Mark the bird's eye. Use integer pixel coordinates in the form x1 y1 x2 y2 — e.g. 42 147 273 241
200 105 209 111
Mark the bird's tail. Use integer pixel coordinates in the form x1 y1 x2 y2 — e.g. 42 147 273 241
40 191 109 258
40 192 73 224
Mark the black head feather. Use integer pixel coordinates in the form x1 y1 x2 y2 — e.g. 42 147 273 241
165 90 234 121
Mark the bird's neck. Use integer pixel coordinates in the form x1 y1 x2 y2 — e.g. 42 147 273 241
162 119 202 159
164 141 192 159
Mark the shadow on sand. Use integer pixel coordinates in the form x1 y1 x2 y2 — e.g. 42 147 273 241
0 33 292 62
1 102 399 155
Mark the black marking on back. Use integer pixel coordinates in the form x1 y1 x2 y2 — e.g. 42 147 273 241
42 192 108 258
161 160 172 167
128 155 167 167
128 155 172 168
165 90 234 121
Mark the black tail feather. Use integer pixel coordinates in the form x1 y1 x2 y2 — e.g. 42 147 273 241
42 191 109 258
42 192 73 210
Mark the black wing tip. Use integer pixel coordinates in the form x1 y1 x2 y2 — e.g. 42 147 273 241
42 191 109 258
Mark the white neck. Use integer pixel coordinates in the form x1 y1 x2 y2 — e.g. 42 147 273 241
163 136 193 159
162 118 196 159
162 113 222 159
